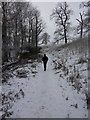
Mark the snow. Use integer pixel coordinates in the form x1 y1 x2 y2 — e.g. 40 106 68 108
1 43 88 118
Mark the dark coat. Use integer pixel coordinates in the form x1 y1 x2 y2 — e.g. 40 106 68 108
42 54 48 63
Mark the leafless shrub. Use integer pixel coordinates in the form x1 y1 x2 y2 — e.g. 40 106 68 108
72 81 82 92
68 71 82 92
54 61 63 70
57 62 62 69
86 92 90 109
2 73 13 83
1 89 25 118
62 65 69 75
77 57 87 64
68 75 75 83
14 89 24 99
2 111 13 119
16 69 28 78
31 64 36 68
76 73 81 79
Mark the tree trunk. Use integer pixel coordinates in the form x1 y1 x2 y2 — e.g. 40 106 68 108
64 25 67 44
14 17 18 59
20 19 24 52
7 28 11 59
28 19 31 45
2 2 8 63
80 21 83 39
31 22 34 47
35 15 38 48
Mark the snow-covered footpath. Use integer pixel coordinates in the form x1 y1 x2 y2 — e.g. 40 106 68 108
1 43 88 118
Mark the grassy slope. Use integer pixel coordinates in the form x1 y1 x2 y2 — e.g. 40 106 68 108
49 37 89 108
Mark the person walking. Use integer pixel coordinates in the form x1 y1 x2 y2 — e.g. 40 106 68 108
42 54 48 71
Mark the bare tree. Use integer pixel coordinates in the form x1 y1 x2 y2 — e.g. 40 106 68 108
51 2 73 44
34 8 45 47
80 1 90 33
27 5 34 46
54 27 65 44
80 1 90 8
76 13 84 39
40 32 50 45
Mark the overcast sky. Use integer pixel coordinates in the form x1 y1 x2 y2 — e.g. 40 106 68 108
31 1 87 41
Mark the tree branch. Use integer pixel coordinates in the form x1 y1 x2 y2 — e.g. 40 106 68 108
76 19 82 23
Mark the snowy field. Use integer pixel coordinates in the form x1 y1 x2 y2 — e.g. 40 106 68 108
1 40 89 118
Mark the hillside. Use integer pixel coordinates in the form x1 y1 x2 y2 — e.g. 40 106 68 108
1 38 89 118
